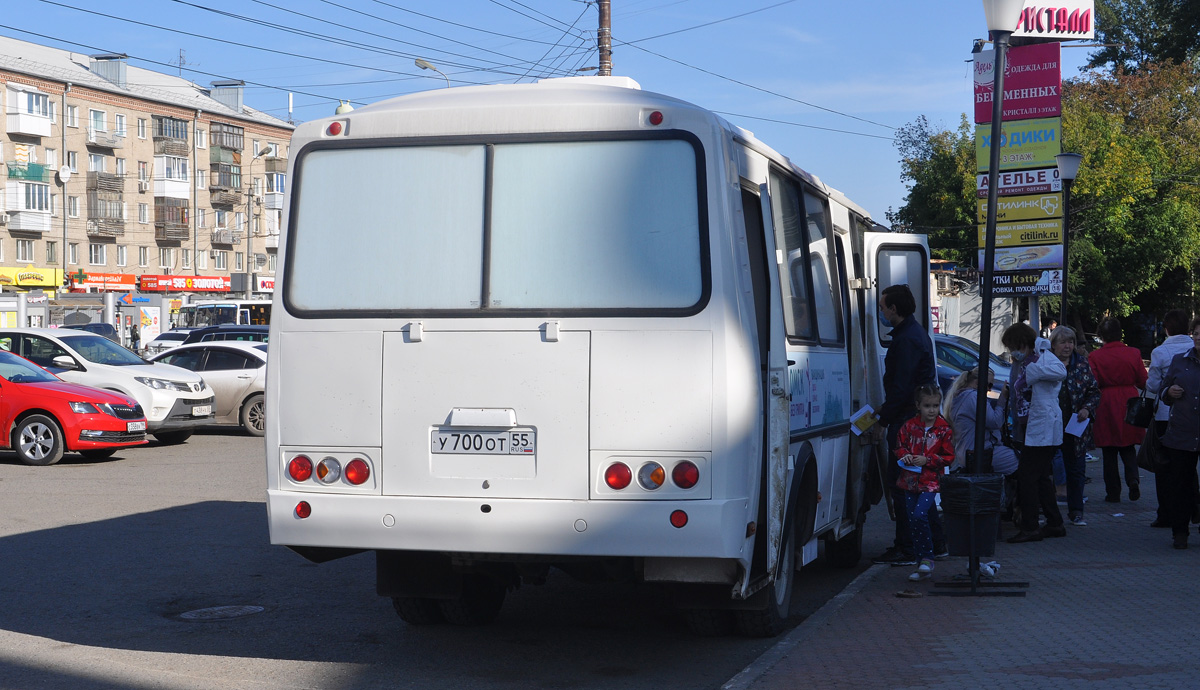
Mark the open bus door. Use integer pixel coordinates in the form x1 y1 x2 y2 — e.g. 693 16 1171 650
863 233 931 519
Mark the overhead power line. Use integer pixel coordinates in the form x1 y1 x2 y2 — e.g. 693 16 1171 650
714 111 897 141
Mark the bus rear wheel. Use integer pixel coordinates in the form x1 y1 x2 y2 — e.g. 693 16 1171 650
437 575 506 626
392 597 444 625
733 530 794 638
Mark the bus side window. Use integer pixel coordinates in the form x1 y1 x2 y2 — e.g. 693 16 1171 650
767 171 816 340
802 190 844 346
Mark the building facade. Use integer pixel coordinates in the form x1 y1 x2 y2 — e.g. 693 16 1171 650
0 36 292 308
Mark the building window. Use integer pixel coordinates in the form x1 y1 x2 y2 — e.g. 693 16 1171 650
68 196 80 218
49 101 56 123
210 122 244 150
156 155 188 181
197 169 206 189
138 161 148 181
116 158 126 176
114 114 126 137
269 254 277 272
197 208 207 228
252 140 261 156
137 118 146 138
67 151 78 172
23 183 50 211
89 109 107 132
116 245 127 267
196 129 206 148
16 239 35 263
198 250 208 269
182 248 192 269
69 242 79 265
50 193 57 217
66 105 78 127
160 247 174 269
89 243 106 266
153 116 188 141
89 153 106 172
45 148 57 168
235 212 245 232
215 210 227 229
215 251 228 270
139 246 148 267
46 241 58 265
139 203 148 224
235 251 244 271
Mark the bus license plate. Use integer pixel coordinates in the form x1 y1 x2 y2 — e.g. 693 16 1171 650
431 430 536 455
127 421 146 432
192 405 212 416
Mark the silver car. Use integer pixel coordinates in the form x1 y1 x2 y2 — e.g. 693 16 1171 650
149 342 266 436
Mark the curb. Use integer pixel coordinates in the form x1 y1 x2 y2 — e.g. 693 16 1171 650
720 563 885 690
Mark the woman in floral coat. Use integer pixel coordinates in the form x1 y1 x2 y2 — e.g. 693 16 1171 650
1055 327 1101 526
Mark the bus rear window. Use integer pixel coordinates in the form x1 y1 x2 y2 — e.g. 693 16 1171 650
288 138 704 313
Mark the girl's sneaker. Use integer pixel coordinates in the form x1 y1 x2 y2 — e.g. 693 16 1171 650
908 559 934 582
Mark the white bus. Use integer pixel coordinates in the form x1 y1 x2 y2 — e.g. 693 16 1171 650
176 299 271 328
265 77 930 636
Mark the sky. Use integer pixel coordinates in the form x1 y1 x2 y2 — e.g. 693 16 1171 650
5 0 1098 221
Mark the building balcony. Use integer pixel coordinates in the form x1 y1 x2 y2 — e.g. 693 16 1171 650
86 171 124 192
87 217 125 237
6 162 52 182
209 188 242 207
6 110 51 138
153 136 189 157
263 191 284 210
5 209 51 233
211 228 242 245
154 223 189 241
153 177 190 201
264 156 287 174
264 233 279 250
86 128 125 149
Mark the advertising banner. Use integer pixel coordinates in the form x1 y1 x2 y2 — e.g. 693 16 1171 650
139 306 162 345
979 244 1064 272
977 193 1062 224
988 269 1064 296
0 266 63 288
70 272 137 291
974 42 1062 124
254 275 275 293
139 275 232 292
1013 0 1094 41
976 167 1062 198
977 218 1063 248
976 117 1061 172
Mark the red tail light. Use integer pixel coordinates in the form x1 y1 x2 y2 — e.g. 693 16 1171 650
345 458 370 485
604 462 632 490
295 501 311 518
288 455 312 482
672 461 699 489
670 510 688 528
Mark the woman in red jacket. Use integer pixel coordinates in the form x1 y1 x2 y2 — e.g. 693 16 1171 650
1088 317 1148 502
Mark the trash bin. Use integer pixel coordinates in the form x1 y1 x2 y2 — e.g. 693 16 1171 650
941 472 1004 557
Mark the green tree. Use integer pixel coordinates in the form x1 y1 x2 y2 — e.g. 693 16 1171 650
1089 0 1200 71
886 115 977 264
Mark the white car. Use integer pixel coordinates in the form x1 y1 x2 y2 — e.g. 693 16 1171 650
149 342 266 436
141 330 192 358
0 328 215 445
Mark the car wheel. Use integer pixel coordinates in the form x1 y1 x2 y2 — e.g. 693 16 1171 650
79 448 118 460
241 394 265 437
153 430 194 445
14 414 65 466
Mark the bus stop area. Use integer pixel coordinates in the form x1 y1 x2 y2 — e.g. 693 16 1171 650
725 472 1200 689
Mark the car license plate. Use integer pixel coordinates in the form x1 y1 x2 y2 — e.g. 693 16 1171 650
127 421 146 432
430 429 536 455
192 405 212 416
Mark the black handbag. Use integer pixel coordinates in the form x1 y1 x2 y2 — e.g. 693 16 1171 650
1137 420 1167 473
1125 389 1154 428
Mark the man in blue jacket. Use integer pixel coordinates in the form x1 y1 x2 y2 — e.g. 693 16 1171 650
872 284 944 565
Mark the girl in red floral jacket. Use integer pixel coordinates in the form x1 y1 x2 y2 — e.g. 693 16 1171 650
895 383 955 581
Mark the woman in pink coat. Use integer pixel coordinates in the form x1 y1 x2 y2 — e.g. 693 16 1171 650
1088 317 1148 502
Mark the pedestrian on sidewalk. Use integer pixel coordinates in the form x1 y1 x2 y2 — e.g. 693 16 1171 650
1148 309 1196 528
1009 335 1067 543
1054 326 1100 526
872 284 944 566
1088 317 1148 503
1158 316 1200 550
944 367 1017 475
894 384 954 581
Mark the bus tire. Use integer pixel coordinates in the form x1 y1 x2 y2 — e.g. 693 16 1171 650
825 526 863 569
437 575 506 626
733 529 794 638
391 597 444 625
683 608 734 637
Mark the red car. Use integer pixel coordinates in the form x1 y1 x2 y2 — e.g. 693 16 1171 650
0 349 148 465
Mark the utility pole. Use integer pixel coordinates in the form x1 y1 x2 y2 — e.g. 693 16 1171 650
598 0 612 76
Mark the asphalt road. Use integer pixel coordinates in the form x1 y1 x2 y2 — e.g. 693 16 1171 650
0 430 888 690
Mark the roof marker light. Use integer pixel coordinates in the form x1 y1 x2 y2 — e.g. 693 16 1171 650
327 121 343 136
648 111 664 126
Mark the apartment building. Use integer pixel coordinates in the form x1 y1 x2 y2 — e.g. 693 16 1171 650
1 35 293 298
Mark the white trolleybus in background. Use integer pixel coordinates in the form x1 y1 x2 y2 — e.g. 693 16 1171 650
175 299 272 329
265 77 931 636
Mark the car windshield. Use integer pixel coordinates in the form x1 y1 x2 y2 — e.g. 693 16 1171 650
59 334 145 366
0 351 60 383
946 337 1007 369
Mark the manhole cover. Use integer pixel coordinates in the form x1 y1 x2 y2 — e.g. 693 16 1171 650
179 605 265 621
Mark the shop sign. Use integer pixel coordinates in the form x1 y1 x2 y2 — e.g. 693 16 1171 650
978 244 1063 272
976 167 1061 198
975 117 1061 172
1013 1 1094 41
254 275 275 293
977 193 1062 224
139 275 232 292
71 272 137 291
987 269 1063 296
0 266 64 288
977 218 1063 248
974 43 1061 124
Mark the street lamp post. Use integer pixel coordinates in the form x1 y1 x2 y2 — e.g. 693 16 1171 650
1055 152 1083 327
245 149 270 299
974 0 1025 475
414 59 450 88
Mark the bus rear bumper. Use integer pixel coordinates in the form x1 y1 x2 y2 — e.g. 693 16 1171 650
267 491 752 560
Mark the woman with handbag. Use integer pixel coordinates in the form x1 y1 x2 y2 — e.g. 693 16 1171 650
1053 327 1101 526
1088 317 1148 502
1159 316 1200 549
1147 310 1196 528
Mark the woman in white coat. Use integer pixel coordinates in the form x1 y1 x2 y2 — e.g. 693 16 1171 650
1008 336 1068 543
